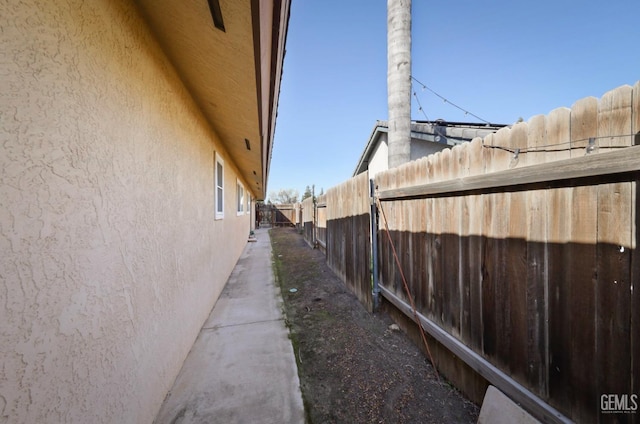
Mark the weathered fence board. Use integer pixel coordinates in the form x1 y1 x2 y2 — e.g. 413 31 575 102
595 86 633 418
456 144 472 346
544 106 572 412
506 122 529 387
300 196 314 246
432 153 445 326
568 96 599 423
467 139 485 353
444 148 461 338
524 114 547 395
299 193 327 250
326 172 372 310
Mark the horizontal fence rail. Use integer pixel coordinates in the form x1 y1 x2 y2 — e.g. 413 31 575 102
380 286 571 424
378 143 640 200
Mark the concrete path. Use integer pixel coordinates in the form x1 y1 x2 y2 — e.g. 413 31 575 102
153 228 305 424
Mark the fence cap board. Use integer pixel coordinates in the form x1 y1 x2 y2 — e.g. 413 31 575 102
377 144 640 201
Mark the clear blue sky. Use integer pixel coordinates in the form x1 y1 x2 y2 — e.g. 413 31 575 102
268 0 640 200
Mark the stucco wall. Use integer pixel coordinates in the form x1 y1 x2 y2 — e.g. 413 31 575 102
0 1 250 422
367 135 388 179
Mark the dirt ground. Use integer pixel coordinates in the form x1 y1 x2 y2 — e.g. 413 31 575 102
270 227 480 424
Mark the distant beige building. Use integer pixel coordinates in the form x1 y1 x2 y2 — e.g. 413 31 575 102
354 120 507 178
0 0 290 422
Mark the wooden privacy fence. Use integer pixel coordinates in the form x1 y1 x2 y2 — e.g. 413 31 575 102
289 82 640 424
374 83 639 424
271 203 298 226
298 176 371 308
300 194 327 250
256 203 300 227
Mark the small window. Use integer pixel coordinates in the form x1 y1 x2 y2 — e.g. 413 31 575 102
246 192 251 215
236 180 244 215
215 154 224 220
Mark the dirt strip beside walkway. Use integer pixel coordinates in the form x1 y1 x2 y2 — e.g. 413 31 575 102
270 227 479 424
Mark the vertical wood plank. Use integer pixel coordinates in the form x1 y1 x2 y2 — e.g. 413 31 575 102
481 133 497 360
481 129 513 367
447 146 462 339
545 107 573 413
506 122 529 385
525 114 548 397
425 155 436 320
595 86 633 414
386 165 397 291
432 151 445 327
492 128 512 371
467 139 485 353
400 164 410 303
405 162 417 310
456 144 472 345
569 96 599 422
415 159 428 314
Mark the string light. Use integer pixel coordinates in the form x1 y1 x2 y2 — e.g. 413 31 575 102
411 76 493 125
412 90 448 141
482 133 634 156
509 148 520 168
585 137 599 154
411 75 639 155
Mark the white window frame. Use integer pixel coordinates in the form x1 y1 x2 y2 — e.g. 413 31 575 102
236 179 244 215
215 154 224 220
246 192 251 215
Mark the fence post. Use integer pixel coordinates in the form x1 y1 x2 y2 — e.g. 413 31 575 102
312 185 317 247
370 178 380 310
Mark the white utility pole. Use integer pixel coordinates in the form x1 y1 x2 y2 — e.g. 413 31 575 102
387 0 412 169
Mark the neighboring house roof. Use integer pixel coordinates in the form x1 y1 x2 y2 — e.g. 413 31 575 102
136 0 291 199
353 119 509 177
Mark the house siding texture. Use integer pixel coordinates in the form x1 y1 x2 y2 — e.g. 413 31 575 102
0 1 250 422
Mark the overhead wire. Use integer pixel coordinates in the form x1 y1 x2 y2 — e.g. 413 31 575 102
412 89 449 141
411 76 493 125
410 76 638 154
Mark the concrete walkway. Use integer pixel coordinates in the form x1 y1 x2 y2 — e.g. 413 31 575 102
153 228 305 424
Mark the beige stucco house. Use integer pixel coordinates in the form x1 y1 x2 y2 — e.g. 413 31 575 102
0 0 289 422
